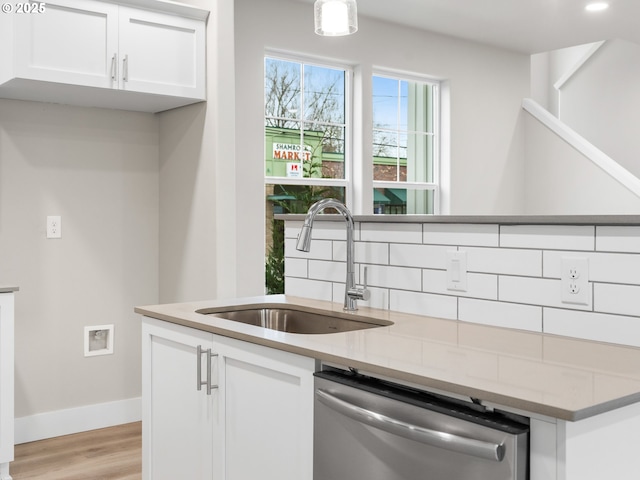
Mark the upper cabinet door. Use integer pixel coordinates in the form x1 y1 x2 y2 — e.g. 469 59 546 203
118 6 205 100
14 0 119 88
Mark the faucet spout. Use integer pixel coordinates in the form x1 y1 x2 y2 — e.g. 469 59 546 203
296 199 368 311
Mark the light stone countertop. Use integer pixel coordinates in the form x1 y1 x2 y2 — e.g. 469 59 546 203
0 286 19 293
135 294 640 421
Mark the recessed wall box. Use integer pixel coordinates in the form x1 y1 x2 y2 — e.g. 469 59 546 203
84 324 114 357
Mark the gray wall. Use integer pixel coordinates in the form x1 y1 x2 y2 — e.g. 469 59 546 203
523 112 640 214
234 0 531 216
559 39 640 179
0 99 159 418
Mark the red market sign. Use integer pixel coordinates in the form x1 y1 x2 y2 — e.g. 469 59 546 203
273 143 312 162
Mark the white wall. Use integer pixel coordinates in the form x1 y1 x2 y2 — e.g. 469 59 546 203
234 0 531 217
0 99 158 421
158 0 255 303
558 39 640 179
523 112 640 214
530 43 596 116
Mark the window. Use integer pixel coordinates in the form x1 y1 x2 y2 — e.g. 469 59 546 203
264 55 350 294
264 56 442 294
372 73 440 214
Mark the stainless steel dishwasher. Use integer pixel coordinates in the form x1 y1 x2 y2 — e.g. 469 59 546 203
314 367 529 480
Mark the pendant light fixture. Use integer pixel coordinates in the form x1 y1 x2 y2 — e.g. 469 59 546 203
314 0 358 36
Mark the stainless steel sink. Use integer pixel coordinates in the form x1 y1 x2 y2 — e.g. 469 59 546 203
196 305 392 334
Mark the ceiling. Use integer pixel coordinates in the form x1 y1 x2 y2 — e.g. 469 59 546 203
298 0 640 54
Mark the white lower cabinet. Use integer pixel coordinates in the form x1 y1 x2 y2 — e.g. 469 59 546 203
142 317 315 480
0 292 15 480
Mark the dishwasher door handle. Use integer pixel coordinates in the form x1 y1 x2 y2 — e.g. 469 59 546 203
316 389 505 462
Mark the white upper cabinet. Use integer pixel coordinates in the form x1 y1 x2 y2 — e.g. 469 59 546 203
0 0 208 112
119 6 205 99
13 0 119 88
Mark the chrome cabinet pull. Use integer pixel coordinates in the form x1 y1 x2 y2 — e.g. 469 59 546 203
316 389 505 462
122 54 129 82
196 345 219 395
110 53 117 82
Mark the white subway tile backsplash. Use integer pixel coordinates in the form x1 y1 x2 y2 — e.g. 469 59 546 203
462 247 542 277
594 284 640 317
331 283 345 305
499 276 592 311
285 277 333 302
361 222 423 243
282 219 640 347
284 221 303 238
389 244 450 269
309 221 350 240
423 223 499 247
309 260 345 283
596 226 640 253
284 237 333 260
544 308 640 347
459 298 542 332
389 290 458 320
589 253 640 285
423 269 498 300
355 286 389 310
500 225 594 250
332 240 346 262
356 242 390 265
366 264 422 290
284 257 307 278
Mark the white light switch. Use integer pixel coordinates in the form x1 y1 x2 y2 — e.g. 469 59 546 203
447 251 467 291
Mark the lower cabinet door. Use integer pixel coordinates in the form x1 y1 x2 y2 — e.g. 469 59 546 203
217 336 315 480
142 317 314 480
142 318 222 480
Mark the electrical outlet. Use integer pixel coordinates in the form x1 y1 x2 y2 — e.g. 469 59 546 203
46 215 61 239
561 257 589 305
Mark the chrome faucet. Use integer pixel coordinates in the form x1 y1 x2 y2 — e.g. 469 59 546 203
296 198 369 311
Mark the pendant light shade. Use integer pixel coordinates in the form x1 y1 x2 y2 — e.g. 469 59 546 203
314 0 358 36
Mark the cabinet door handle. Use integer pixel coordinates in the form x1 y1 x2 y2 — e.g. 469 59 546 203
110 54 117 82
196 345 219 395
122 54 129 83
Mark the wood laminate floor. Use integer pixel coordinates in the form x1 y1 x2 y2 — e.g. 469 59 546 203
11 422 141 480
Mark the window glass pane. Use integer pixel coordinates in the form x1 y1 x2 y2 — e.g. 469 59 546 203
406 132 433 183
304 123 345 180
372 74 437 195
304 65 345 124
372 188 434 215
265 123 305 178
265 58 300 124
372 76 398 129
373 129 397 181
399 80 409 131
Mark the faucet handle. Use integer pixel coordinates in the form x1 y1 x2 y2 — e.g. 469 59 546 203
348 266 371 302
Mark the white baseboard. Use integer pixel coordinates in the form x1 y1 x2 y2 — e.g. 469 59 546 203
15 397 141 444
